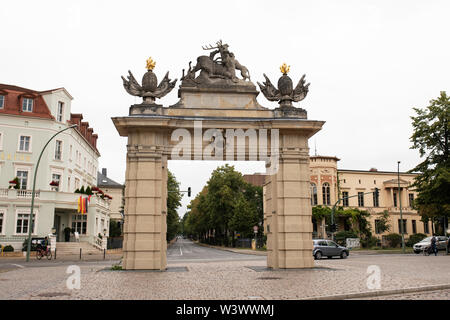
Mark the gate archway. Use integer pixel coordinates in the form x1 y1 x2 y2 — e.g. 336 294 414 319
113 45 324 270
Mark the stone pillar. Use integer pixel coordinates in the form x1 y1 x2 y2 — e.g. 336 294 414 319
264 133 314 269
123 131 168 270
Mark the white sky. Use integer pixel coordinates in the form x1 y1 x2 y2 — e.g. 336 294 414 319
1 0 449 216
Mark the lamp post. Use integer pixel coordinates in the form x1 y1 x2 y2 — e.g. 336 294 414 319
397 161 405 254
25 124 77 262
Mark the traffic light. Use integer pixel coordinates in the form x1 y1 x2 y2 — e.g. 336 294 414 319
330 224 337 232
187 187 191 197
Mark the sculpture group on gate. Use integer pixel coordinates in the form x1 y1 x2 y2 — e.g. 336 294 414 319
181 40 251 85
121 40 310 109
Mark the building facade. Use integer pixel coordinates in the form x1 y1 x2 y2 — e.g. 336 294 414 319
309 155 430 241
245 155 430 243
0 84 110 250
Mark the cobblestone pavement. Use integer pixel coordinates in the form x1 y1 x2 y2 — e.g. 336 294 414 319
0 243 449 300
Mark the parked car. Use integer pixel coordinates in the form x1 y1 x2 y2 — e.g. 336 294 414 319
313 239 349 259
413 236 448 254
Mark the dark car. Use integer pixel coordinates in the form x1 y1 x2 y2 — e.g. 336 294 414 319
313 239 349 260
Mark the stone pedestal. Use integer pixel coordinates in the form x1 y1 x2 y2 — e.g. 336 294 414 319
122 130 168 270
264 133 314 269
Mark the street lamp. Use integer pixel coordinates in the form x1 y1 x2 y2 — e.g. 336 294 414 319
397 161 405 254
25 124 78 262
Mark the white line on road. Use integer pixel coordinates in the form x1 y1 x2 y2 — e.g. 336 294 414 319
179 246 183 256
10 264 24 268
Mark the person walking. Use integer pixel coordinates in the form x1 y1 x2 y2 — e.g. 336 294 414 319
430 235 438 256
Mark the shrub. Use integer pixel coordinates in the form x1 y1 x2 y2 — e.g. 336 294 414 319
361 236 379 248
335 231 358 246
406 233 428 247
2 245 14 252
385 233 402 248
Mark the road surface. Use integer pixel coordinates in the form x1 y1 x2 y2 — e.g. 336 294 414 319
167 238 264 263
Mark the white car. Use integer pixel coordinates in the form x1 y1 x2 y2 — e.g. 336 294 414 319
413 236 448 254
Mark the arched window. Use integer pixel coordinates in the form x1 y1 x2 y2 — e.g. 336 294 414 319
310 183 318 206
322 182 330 205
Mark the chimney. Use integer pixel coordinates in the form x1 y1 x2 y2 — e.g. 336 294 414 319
102 168 107 177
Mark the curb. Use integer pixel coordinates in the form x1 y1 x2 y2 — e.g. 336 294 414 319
304 283 450 300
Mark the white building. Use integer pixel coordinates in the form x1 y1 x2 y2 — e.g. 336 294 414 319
0 84 110 250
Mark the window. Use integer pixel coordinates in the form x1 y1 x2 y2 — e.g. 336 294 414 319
412 220 417 234
310 183 318 206
373 191 379 207
22 98 33 112
398 219 407 234
17 170 29 189
322 183 330 205
16 213 35 234
55 140 62 160
57 101 64 122
393 192 397 207
52 173 61 192
358 192 364 207
0 211 4 234
342 191 349 206
75 178 80 190
19 135 31 152
0 95 4 108
72 214 87 235
67 177 71 192
409 193 414 207
375 220 382 234
424 221 430 234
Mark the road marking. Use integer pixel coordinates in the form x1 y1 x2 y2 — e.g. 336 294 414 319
10 264 24 269
179 246 183 256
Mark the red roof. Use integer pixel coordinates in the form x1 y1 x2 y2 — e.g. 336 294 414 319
0 83 54 120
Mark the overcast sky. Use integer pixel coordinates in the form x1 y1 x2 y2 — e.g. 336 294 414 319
1 0 449 216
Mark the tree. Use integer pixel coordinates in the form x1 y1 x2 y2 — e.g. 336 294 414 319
229 194 258 238
409 91 450 234
167 171 182 241
109 220 122 237
374 210 391 234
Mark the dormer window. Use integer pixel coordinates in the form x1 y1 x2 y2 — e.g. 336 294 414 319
22 98 33 112
57 101 64 122
0 95 4 108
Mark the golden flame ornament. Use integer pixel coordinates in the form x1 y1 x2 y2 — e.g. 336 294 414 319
146 57 156 71
280 63 290 75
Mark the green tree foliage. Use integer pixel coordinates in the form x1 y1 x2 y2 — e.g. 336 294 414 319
183 165 263 247
409 91 450 230
385 233 402 248
167 171 182 241
375 210 391 234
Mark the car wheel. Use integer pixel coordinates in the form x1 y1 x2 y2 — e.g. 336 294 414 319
340 251 348 259
314 251 322 260
414 250 420 254
327 256 332 259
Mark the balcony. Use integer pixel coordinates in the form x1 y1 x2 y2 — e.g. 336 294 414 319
0 189 110 211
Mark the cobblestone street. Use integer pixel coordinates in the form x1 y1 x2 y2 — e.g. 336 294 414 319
1 241 449 300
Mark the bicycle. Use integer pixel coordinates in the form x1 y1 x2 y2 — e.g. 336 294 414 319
36 244 52 260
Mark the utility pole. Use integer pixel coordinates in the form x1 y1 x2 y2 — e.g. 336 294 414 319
398 161 405 254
